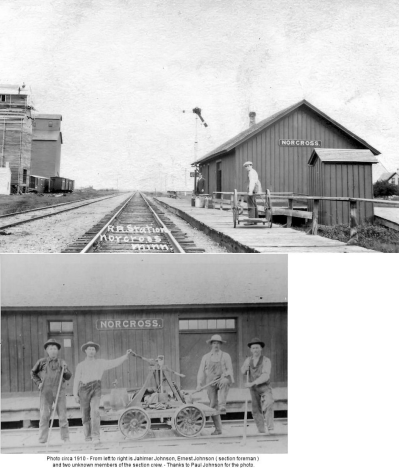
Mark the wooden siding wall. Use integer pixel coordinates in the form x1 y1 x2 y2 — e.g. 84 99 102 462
0 118 32 186
1 310 179 394
233 106 365 195
31 139 61 178
199 151 236 195
309 162 374 225
1 306 287 393
178 306 287 387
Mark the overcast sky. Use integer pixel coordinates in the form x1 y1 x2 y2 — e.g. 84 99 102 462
1 0 398 189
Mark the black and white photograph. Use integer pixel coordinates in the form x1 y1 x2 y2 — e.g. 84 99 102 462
1 255 288 454
1 0 399 467
1 0 399 253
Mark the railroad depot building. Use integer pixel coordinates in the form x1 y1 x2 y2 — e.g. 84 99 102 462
194 100 380 224
1 256 287 425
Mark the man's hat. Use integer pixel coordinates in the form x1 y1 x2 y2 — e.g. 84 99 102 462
81 341 100 353
247 337 265 348
206 334 226 344
44 338 61 350
243 161 253 167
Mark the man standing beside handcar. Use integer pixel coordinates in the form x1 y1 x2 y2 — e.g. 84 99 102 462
196 334 234 435
73 341 133 444
241 337 275 434
243 161 262 221
31 339 72 444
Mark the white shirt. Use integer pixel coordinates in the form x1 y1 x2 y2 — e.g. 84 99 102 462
73 355 127 396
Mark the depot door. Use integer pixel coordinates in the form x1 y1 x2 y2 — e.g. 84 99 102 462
48 320 75 395
216 162 222 197
179 318 238 390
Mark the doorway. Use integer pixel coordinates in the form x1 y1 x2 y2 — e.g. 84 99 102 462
47 320 75 395
179 318 238 390
216 161 222 197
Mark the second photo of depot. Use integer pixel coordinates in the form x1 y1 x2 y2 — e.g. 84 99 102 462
0 255 288 454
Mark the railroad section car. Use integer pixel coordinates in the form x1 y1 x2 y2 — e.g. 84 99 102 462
29 175 50 193
50 176 75 193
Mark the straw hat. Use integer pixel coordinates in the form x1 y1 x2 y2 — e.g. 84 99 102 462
206 334 226 344
81 341 100 353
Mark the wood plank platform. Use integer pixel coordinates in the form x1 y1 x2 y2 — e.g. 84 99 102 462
1 387 287 423
375 207 399 232
155 197 375 253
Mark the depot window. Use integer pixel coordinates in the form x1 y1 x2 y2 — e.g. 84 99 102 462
49 321 74 333
179 318 236 331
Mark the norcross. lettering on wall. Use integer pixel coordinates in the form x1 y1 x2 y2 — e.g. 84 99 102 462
96 319 164 330
279 139 322 147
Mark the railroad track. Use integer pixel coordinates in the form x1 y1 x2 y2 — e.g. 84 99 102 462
62 192 205 253
1 420 285 454
0 194 122 231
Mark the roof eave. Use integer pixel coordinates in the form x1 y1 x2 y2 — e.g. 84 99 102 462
191 149 228 166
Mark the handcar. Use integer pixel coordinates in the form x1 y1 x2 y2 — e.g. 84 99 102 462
104 353 217 439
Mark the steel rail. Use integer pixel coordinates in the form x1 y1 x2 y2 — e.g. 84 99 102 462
0 194 120 219
139 192 186 253
0 194 123 230
78 193 135 253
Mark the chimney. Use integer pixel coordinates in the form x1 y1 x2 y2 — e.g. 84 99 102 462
249 112 256 127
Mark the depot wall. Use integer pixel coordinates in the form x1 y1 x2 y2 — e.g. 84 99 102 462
1 304 287 395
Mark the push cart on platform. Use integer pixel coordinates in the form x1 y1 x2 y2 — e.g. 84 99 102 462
232 189 273 228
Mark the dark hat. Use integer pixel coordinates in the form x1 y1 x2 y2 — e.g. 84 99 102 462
44 339 61 350
247 337 265 348
206 334 226 344
81 341 100 353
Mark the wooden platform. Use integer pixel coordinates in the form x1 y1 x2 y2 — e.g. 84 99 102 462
1 387 287 423
375 207 399 231
155 197 375 253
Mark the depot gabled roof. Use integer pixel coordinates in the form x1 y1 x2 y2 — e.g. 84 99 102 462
308 149 379 165
193 100 380 165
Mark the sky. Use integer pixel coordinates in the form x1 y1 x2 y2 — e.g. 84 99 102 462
1 0 398 190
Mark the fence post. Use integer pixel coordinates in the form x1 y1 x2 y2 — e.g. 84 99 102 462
347 200 358 245
219 194 223 210
286 198 293 228
311 199 319 235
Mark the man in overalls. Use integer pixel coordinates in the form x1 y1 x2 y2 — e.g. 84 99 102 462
243 161 262 221
73 341 132 444
196 334 234 435
30 338 72 444
241 337 274 434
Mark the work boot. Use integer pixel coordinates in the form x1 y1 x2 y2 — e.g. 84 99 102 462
211 415 223 435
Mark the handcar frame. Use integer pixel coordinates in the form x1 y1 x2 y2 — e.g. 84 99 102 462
107 354 216 440
232 189 273 228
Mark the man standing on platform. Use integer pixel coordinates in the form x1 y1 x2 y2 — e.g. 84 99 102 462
73 341 132 444
196 173 206 195
243 161 262 221
241 337 274 435
196 334 234 435
31 338 72 444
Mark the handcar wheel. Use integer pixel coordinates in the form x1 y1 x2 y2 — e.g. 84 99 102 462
118 407 151 439
173 405 206 438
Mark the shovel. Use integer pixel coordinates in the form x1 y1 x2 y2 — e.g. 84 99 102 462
184 377 222 404
241 369 250 446
46 364 66 449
